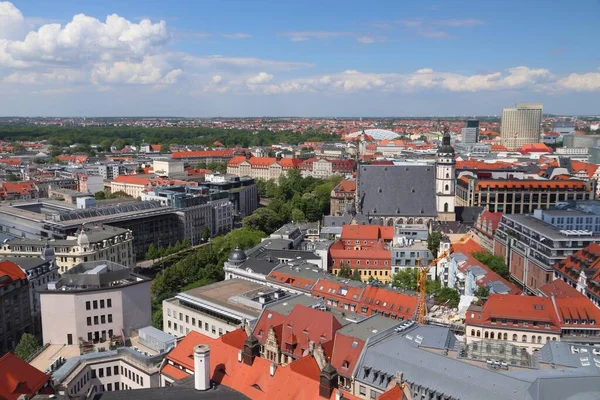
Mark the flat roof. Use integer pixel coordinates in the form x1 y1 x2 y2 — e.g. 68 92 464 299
503 214 600 241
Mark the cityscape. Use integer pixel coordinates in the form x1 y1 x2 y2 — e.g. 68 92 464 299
1 1 600 400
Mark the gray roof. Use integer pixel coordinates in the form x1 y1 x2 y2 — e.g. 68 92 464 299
502 214 600 241
91 384 248 400
1 257 51 270
336 315 400 341
355 325 600 400
487 281 511 294
357 165 437 217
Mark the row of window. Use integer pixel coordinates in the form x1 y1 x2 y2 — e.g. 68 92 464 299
167 319 222 336
85 299 112 310
338 259 389 266
470 329 557 344
86 314 113 326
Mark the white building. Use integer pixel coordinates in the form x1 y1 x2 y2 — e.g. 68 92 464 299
153 159 184 177
162 279 288 339
40 261 151 346
500 103 543 150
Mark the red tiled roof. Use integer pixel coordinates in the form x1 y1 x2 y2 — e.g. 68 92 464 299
0 181 37 195
0 353 53 400
518 143 553 154
266 271 317 292
555 244 600 297
358 285 418 320
461 176 590 191
333 179 356 194
56 155 88 163
379 384 408 400
571 161 599 179
538 279 585 299
0 158 21 166
330 333 364 377
161 363 190 380
112 175 150 186
329 240 392 265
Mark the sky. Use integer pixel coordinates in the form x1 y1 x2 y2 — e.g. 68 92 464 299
0 0 599 117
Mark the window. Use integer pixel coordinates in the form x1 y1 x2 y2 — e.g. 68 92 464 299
98 368 104 378
100 300 105 308
86 301 91 310
107 383 112 392
522 335 527 342
359 386 367 396
114 366 118 375
168 321 172 329
140 377 144 386
87 317 92 326
94 316 99 325
108 314 113 323
115 382 120 391
101 315 106 324
93 300 98 309
179 313 183 321
91 369 97 379
186 315 189 323
88 332 93 341
107 299 112 308
370 390 380 399
107 367 112 376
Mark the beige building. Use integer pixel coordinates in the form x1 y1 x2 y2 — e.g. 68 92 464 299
500 103 543 150
152 159 184 177
162 279 288 339
227 156 301 182
0 225 135 273
40 260 151 346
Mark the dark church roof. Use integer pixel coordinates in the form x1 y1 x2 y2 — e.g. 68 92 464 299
357 165 437 217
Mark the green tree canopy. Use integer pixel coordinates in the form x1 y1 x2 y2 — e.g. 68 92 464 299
474 286 490 299
242 208 282 234
472 251 510 279
14 333 40 361
427 232 443 255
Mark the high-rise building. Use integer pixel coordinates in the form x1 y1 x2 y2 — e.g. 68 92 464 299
461 119 479 144
500 103 543 150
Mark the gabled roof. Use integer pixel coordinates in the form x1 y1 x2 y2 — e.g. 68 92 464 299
341 225 393 242
358 285 417 320
0 353 53 400
538 279 586 299
171 149 235 159
333 179 356 194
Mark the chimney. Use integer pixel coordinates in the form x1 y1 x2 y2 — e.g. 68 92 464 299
238 349 242 362
193 344 211 391
335 390 342 400
270 362 277 376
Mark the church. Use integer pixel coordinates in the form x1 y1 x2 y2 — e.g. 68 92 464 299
353 129 457 225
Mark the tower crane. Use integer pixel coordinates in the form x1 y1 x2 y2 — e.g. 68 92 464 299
416 231 474 324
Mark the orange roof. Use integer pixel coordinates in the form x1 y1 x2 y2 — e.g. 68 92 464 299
0 353 53 400
0 181 37 195
171 149 235 159
267 270 317 292
538 279 585 299
161 363 190 381
456 160 514 170
379 384 408 400
490 144 508 152
555 244 600 297
571 160 599 178
477 210 503 232
0 158 21 166
228 156 301 169
518 143 553 154
462 176 589 191
112 175 150 186
163 329 358 400
329 240 392 264
56 155 88 163
333 179 356 194
331 333 364 377
358 285 418 320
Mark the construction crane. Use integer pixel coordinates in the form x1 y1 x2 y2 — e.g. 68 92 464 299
416 231 474 324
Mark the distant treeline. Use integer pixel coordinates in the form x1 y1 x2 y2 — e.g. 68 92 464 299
0 125 341 148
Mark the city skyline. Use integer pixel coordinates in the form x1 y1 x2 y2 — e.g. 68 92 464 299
0 0 599 116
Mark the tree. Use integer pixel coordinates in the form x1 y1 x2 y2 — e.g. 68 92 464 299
290 208 306 222
338 265 353 279
10 142 25 154
242 208 281 234
94 191 106 200
14 333 40 361
111 138 125 151
434 287 460 309
202 227 211 242
159 144 170 154
351 269 362 281
474 286 490 299
146 243 159 260
135 166 145 174
6 173 20 182
152 309 163 330
391 268 418 291
472 251 510 279
427 232 443 255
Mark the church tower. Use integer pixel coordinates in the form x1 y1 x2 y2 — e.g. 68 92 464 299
436 127 456 221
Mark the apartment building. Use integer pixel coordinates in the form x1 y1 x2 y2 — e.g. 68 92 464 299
494 211 600 293
0 225 134 273
456 175 595 214
39 261 151 346
51 328 173 398
465 294 600 353
0 260 32 355
554 243 600 307
162 279 288 339
298 158 355 179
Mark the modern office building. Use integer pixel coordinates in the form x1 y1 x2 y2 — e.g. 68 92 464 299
461 119 480 144
39 260 151 345
494 211 600 293
551 121 576 137
500 103 543 150
0 260 32 355
162 279 288 339
456 175 595 214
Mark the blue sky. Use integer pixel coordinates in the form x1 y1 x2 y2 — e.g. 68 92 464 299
1 0 599 116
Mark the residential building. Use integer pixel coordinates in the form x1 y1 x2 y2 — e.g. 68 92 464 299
494 210 600 293
0 225 134 273
163 279 289 339
298 158 355 179
473 210 503 252
391 234 432 272
51 327 174 397
7 254 59 340
500 103 543 150
0 260 32 355
0 353 55 399
98 163 130 181
554 243 600 307
461 119 479 145
227 155 302 181
0 181 39 201
465 294 600 352
39 260 151 345
330 179 355 217
456 175 595 214
170 149 237 164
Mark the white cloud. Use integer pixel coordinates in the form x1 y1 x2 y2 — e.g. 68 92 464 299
222 33 251 39
556 70 600 91
0 1 24 39
90 56 181 85
356 36 379 44
182 54 313 70
246 72 273 85
396 17 483 38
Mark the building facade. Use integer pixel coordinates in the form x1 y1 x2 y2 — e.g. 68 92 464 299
40 261 151 345
500 103 543 150
0 260 32 355
436 129 457 221
227 155 302 181
330 179 355 217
